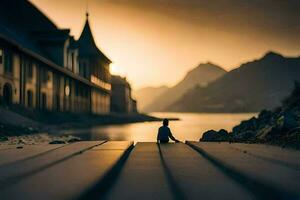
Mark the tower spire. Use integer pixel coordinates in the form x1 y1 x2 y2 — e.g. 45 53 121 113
86 0 89 18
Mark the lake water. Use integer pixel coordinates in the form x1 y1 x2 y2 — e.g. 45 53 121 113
66 112 257 142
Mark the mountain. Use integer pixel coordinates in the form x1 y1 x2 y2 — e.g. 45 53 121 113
143 63 227 112
168 52 300 112
133 86 169 111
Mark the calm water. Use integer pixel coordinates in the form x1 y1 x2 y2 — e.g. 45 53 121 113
64 112 257 142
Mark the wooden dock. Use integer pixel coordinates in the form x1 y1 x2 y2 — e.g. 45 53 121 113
0 141 299 200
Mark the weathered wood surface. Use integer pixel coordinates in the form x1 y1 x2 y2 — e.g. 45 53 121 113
105 143 253 200
0 143 66 165
1 141 300 200
187 141 300 199
230 143 300 169
158 143 253 200
0 141 105 188
0 141 133 200
104 143 174 200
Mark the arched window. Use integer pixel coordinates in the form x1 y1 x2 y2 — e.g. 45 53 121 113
27 90 33 108
41 93 47 110
4 50 13 74
27 61 33 79
3 83 12 105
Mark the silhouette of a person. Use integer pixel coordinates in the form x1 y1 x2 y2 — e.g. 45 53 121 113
157 118 180 143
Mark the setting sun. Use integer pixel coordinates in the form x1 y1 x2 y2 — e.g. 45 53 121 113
109 63 118 74
110 63 124 76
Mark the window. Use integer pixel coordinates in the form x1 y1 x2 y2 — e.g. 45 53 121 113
41 93 47 110
27 62 33 79
3 83 12 105
79 62 86 77
71 52 74 71
75 82 79 97
0 49 3 64
79 61 89 78
42 68 48 83
27 90 33 108
79 61 83 76
4 50 13 74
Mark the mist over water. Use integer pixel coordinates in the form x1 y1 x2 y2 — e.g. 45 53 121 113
66 113 257 142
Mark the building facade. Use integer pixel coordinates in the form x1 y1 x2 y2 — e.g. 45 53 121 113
0 0 111 114
110 75 137 113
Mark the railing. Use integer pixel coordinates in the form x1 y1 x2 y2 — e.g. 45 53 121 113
91 75 111 91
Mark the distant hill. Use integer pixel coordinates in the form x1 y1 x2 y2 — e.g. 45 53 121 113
143 63 226 112
168 52 300 112
133 86 169 111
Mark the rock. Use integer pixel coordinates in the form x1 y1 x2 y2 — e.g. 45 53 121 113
256 126 274 140
49 140 66 144
201 130 217 141
276 112 299 131
218 129 228 135
232 117 258 135
281 127 300 148
18 139 26 144
200 129 229 142
220 83 300 147
233 130 256 142
0 135 8 141
256 125 281 142
258 110 273 121
257 110 273 129
67 138 81 143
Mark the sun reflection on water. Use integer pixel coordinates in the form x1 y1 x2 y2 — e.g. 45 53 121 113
68 113 257 143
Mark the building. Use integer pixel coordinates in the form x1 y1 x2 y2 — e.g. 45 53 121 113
77 13 111 114
110 75 137 113
0 0 111 114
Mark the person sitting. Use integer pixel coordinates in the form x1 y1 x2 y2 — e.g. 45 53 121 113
157 118 180 143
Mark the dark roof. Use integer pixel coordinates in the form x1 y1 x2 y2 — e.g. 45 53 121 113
0 22 46 57
31 29 70 41
0 0 67 61
0 0 57 31
77 18 112 63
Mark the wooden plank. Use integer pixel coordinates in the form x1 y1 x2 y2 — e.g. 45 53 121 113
92 141 134 150
230 143 300 170
0 141 105 189
105 143 173 200
187 142 300 199
159 143 253 199
0 141 132 200
0 143 65 166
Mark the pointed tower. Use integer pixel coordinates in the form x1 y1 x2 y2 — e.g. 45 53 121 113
77 13 111 62
77 13 112 114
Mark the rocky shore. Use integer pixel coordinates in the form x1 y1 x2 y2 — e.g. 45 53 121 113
200 82 300 149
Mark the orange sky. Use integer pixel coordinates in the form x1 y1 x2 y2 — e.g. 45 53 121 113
30 0 300 89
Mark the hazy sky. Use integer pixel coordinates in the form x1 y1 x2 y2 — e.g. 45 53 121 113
30 0 300 89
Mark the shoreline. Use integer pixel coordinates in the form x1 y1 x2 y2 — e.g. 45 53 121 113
0 106 175 144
